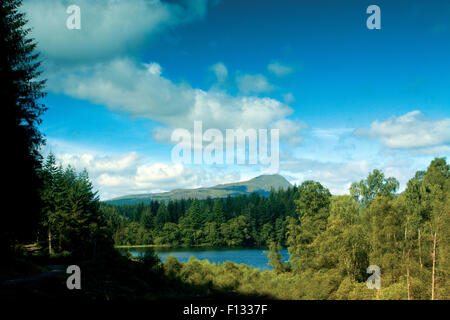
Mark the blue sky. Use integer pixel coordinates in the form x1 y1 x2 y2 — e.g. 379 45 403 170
22 0 450 199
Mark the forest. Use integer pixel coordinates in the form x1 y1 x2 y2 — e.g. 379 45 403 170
101 186 297 247
35 154 450 300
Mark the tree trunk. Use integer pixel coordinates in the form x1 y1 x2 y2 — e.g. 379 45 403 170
418 228 422 270
407 249 411 300
405 225 411 300
48 228 53 255
403 225 407 259
431 231 437 300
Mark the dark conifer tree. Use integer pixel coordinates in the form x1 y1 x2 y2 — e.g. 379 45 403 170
1 0 46 254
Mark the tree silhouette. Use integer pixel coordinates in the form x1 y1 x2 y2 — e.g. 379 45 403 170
1 0 46 254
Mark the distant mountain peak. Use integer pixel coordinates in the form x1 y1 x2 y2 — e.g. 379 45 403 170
106 174 292 205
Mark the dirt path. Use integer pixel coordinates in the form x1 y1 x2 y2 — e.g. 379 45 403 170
0 265 65 287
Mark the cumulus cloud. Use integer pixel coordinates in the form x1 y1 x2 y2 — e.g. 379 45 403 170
410 145 450 155
354 111 450 150
54 151 242 200
210 62 228 83
49 58 304 144
144 62 162 76
236 74 273 94
272 119 306 146
94 162 202 193
280 154 370 194
57 152 141 174
22 0 307 150
312 128 354 140
22 0 211 64
267 61 293 77
43 139 245 199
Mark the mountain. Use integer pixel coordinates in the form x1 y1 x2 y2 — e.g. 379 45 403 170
105 174 292 205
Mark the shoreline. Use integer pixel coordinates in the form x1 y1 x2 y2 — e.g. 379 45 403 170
115 244 283 250
115 244 172 248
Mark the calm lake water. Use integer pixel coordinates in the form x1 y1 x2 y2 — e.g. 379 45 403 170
119 247 290 271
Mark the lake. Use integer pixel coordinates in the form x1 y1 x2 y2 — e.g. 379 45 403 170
119 247 290 271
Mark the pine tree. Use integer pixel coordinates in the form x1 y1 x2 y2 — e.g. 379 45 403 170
1 0 47 254
186 199 203 229
155 203 170 229
211 199 225 223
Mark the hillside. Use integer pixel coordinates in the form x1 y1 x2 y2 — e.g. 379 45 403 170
106 174 292 204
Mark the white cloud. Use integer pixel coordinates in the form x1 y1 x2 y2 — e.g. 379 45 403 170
93 162 202 193
135 163 192 188
57 152 140 174
49 58 304 145
312 128 354 140
354 110 450 150
280 155 370 194
272 119 306 146
267 61 293 77
102 163 241 200
22 0 210 64
382 159 419 191
210 62 228 83
410 145 450 155
236 73 273 94
47 142 244 199
279 147 441 195
97 174 134 189
144 62 162 76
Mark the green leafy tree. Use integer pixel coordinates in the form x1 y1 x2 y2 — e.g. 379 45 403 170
203 222 223 246
221 216 252 246
350 169 399 207
265 242 290 274
366 195 405 286
422 158 449 299
288 181 331 272
313 196 369 282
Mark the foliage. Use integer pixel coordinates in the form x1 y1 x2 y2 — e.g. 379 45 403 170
1 0 47 255
39 154 112 259
102 186 300 248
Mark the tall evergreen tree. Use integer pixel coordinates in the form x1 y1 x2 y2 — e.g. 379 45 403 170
155 203 170 229
1 0 46 254
211 199 225 223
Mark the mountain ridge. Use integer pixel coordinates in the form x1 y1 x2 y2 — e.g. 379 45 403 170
105 174 292 205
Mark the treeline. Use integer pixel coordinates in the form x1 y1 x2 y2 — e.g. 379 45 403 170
161 158 449 300
37 154 113 259
16 153 450 300
101 187 298 247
